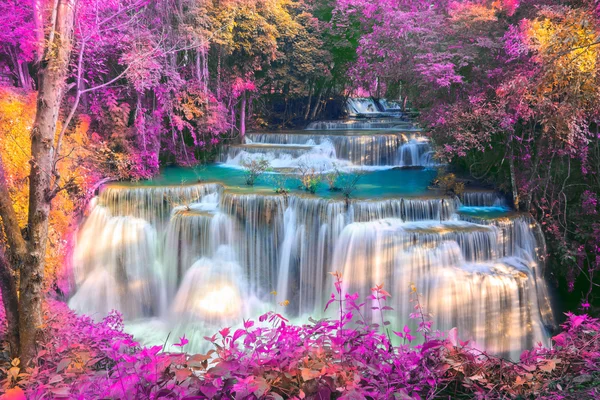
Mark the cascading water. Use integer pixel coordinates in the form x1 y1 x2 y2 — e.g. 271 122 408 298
346 97 382 116
98 183 222 227
231 132 405 166
305 119 414 131
462 191 508 207
397 136 437 167
220 140 350 171
69 102 554 357
378 98 402 112
345 98 403 118
171 246 250 326
70 201 166 320
225 124 435 169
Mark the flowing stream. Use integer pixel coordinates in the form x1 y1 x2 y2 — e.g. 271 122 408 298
69 114 554 359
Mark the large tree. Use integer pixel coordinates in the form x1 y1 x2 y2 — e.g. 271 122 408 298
0 0 77 365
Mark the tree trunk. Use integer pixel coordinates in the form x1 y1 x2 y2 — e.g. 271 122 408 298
17 60 32 90
196 46 209 95
21 62 33 90
216 49 222 99
313 84 332 120
19 0 77 367
136 93 146 151
230 98 235 136
202 47 209 95
195 49 202 82
0 248 19 356
248 96 253 126
311 88 323 120
304 82 313 121
8 48 31 90
0 156 28 262
240 91 246 140
509 145 519 211
0 155 27 358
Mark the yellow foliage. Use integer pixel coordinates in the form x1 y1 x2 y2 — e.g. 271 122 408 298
0 88 35 228
0 87 92 287
527 8 598 95
450 1 498 25
522 7 600 144
209 0 300 60
434 170 465 196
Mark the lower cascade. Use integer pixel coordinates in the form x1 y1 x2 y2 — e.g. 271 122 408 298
69 118 554 360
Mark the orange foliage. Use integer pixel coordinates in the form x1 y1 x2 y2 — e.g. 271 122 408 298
0 87 94 287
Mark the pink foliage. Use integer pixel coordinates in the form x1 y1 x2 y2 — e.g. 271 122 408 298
582 191 598 215
231 78 258 99
504 22 530 61
0 1 36 61
2 280 600 399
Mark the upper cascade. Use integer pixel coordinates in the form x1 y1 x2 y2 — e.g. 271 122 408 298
345 97 404 118
238 132 404 166
346 97 382 117
378 98 403 112
68 113 555 359
222 109 435 169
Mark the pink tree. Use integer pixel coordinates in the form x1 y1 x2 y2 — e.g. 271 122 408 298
232 77 257 139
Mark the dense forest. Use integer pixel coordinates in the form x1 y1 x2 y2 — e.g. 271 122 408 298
1 0 600 398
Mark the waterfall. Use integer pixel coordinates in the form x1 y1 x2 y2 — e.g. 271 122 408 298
305 119 414 131
98 183 222 227
162 204 234 303
171 246 248 326
226 133 434 168
346 97 382 116
345 98 406 117
396 137 436 167
274 197 347 314
220 193 286 296
462 191 507 207
350 198 457 221
331 218 550 359
220 144 315 163
221 140 348 171
69 108 554 356
237 133 405 166
378 99 402 112
459 214 555 328
69 202 167 320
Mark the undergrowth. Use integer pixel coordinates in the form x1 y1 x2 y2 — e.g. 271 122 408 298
0 275 599 399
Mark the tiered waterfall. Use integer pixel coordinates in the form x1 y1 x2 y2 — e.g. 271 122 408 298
69 113 554 359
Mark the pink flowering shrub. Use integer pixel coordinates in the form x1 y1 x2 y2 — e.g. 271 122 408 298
1 278 600 399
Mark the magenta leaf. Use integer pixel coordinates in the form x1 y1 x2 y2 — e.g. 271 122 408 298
174 334 189 348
